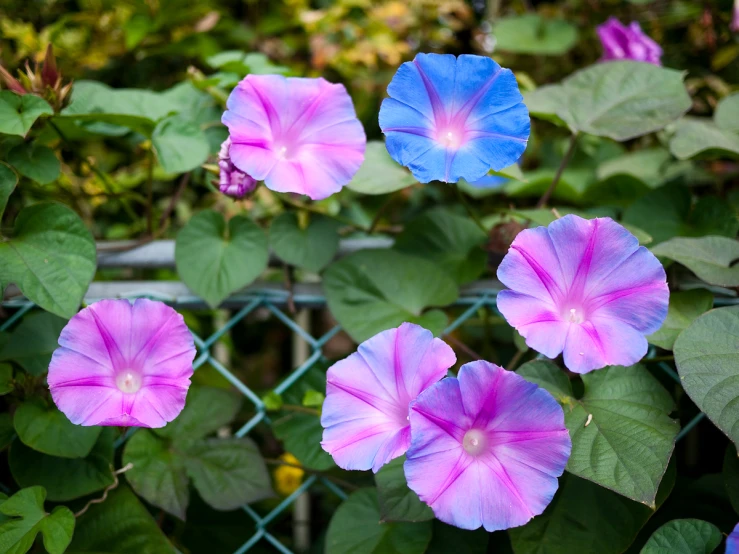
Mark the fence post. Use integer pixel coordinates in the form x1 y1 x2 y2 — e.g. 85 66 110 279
292 309 311 551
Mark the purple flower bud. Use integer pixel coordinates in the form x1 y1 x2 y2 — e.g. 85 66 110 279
732 0 739 32
596 18 663 66
218 138 258 198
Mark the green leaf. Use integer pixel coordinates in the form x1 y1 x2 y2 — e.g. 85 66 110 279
544 62 692 140
675 306 739 449
640 519 721 554
723 444 739 515
13 398 101 458
0 364 13 395
0 311 67 376
0 92 53 137
175 210 268 307
493 14 578 55
0 203 96 318
347 141 416 195
506 166 594 203
0 487 74 554
122 429 189 520
0 162 18 220
524 85 569 127
269 212 341 273
509 470 674 554
518 360 678 506
69 485 176 554
393 207 487 285
6 143 60 185
651 236 739 287
156 386 242 444
302 389 324 408
426 521 488 554
325 488 433 554
716 93 739 132
185 437 275 511
323 249 459 342
669 119 739 160
272 412 334 470
152 115 210 174
648 289 714 350
375 456 434 523
9 429 115 502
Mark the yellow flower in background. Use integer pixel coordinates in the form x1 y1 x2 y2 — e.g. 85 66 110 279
274 453 304 496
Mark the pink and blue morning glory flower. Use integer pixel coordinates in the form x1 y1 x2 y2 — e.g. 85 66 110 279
405 361 571 531
379 53 529 184
597 18 663 66
222 75 366 200
497 215 669 374
320 323 456 473
48 299 195 428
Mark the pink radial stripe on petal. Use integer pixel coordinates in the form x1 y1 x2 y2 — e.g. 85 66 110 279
497 214 668 374
48 299 195 428
222 75 366 200
406 361 570 531
321 323 455 473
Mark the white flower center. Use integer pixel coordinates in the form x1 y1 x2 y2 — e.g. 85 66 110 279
116 370 142 394
462 429 487 456
567 308 585 324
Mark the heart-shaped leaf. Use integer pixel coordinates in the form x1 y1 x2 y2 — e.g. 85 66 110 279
152 115 210 174
651 236 739 287
0 92 53 137
7 143 60 185
375 456 434 523
0 311 67 376
648 289 714 350
493 14 578 55
347 141 417 195
640 519 721 554
270 212 341 273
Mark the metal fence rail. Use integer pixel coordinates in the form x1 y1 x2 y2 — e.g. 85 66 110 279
0 238 725 553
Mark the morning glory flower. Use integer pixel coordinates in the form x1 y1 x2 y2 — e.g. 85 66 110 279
727 523 739 554
48 299 195 428
218 138 257 198
222 75 366 200
320 323 456 473
379 53 529 183
405 361 571 531
732 0 739 32
497 215 669 374
597 18 663 66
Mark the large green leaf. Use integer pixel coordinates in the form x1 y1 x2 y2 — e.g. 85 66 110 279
675 306 739 449
13 398 101 458
0 311 67 376
271 411 334 471
0 92 54 137
325 488 433 554
524 85 569 127
152 115 210 174
269 212 341 273
509 469 674 554
375 456 433 523
9 429 115 502
529 62 691 140
640 519 721 554
652 237 739 287
323 249 459 342
716 93 739 132
7 143 60 185
0 203 96 318
156 387 242 445
0 487 74 554
669 119 739 160
68 485 176 554
0 162 17 221
648 289 714 350
493 14 578 55
347 141 416 195
122 430 189 520
175 210 268 307
184 437 275 511
393 207 487 285
518 360 678 506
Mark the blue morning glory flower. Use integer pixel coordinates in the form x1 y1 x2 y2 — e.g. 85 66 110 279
379 53 530 183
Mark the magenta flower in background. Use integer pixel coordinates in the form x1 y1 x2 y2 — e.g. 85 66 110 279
597 18 663 65
222 75 366 200
405 361 570 531
218 137 257 198
48 299 195 428
727 523 739 554
379 53 529 183
320 323 456 472
732 0 739 32
497 215 669 374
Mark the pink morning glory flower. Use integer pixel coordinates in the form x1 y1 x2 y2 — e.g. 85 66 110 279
597 18 663 66
405 361 571 531
732 0 739 32
48 299 196 428
320 323 456 473
497 215 669 374
218 137 257 198
379 53 529 184
222 75 366 201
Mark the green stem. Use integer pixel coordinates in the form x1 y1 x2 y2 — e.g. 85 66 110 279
536 133 578 209
455 185 488 234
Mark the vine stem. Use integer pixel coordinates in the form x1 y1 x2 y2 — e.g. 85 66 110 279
535 132 579 209
74 463 134 518
455 185 488 234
